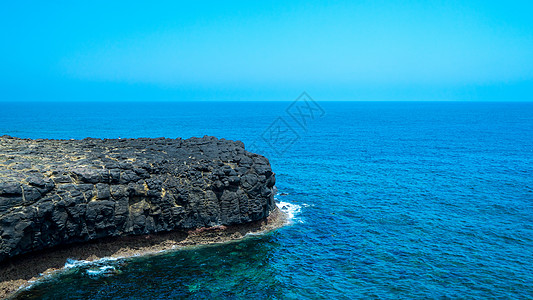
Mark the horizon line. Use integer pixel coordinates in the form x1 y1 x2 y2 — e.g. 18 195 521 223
1 99 533 103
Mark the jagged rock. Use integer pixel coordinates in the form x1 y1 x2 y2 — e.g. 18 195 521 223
0 136 276 263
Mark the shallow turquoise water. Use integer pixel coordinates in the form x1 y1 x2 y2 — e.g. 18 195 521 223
2 101 533 299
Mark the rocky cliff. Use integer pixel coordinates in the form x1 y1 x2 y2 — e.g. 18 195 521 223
0 136 276 263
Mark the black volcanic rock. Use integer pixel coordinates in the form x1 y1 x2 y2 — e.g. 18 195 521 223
0 136 276 263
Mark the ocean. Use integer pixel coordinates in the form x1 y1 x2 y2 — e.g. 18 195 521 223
1 101 532 299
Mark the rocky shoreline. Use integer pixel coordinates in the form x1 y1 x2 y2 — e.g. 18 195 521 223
0 135 281 299
1 206 287 299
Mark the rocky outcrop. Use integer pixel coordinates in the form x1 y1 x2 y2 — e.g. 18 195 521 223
0 136 276 263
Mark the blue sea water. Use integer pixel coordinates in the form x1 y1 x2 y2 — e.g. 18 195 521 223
1 101 533 299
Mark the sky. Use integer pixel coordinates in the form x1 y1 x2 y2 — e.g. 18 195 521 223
1 1 532 101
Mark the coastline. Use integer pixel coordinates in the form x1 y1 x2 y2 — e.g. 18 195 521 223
1 207 287 299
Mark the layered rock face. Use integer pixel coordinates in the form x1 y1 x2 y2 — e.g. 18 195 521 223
0 136 276 263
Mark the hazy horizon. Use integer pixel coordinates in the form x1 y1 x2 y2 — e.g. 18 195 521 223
1 1 532 102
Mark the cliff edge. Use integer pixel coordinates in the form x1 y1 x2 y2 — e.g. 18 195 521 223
0 136 276 263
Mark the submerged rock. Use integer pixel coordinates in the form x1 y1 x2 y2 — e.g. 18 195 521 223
0 136 276 263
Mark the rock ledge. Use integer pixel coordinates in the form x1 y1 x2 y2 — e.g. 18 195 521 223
0 136 276 263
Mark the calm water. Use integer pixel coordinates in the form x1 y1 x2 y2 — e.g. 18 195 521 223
2 101 533 299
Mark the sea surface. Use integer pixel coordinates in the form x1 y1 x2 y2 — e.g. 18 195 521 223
1 101 532 299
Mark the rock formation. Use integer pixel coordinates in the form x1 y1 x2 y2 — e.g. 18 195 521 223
0 136 276 263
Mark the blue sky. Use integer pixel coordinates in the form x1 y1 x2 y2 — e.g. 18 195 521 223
1 1 532 101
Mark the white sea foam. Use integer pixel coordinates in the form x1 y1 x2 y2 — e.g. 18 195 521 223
64 258 91 269
276 201 304 224
244 231 266 237
64 256 120 269
86 265 117 277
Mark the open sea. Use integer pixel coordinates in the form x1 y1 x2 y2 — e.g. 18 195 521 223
1 101 532 299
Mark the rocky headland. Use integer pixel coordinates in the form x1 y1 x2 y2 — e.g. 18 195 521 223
0 135 283 298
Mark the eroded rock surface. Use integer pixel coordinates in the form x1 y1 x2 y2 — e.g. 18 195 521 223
0 136 276 263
